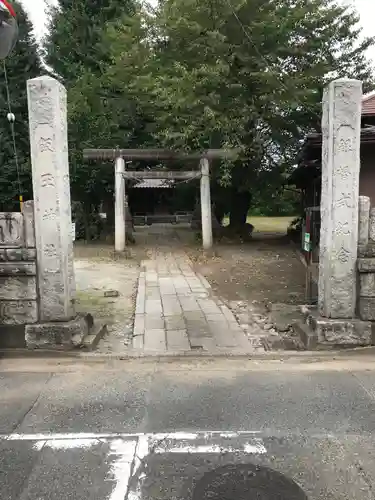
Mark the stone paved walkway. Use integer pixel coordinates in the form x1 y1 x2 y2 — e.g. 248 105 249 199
132 251 263 354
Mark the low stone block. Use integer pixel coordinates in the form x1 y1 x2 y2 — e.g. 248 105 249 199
310 315 372 346
0 213 24 247
358 258 375 272
370 207 375 242
25 316 89 349
23 201 36 248
359 297 375 321
358 196 370 247
358 244 375 258
359 273 375 297
0 276 37 300
0 262 36 276
0 300 38 325
0 248 37 261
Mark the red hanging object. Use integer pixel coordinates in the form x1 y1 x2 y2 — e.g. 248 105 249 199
0 0 18 60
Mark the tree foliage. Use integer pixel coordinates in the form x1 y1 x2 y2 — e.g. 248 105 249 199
0 1 42 210
43 0 138 237
43 0 374 227
97 0 374 223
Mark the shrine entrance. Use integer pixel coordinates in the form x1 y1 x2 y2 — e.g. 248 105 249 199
83 148 236 251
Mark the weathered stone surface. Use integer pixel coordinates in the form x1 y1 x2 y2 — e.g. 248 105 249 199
0 248 36 261
370 208 375 242
25 316 89 349
0 300 38 325
358 244 375 258
27 75 75 322
359 273 375 297
309 315 372 346
318 79 362 319
359 298 375 321
0 277 37 300
0 213 24 247
358 258 375 272
23 200 36 248
358 196 370 246
0 262 36 276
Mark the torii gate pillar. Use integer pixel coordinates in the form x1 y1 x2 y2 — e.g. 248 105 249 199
200 158 213 250
115 156 126 252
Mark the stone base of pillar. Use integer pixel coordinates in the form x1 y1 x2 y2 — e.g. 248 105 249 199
295 306 373 348
25 314 106 350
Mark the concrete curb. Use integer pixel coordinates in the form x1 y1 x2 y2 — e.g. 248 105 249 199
2 346 375 362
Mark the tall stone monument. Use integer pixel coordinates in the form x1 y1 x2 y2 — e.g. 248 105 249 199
25 76 82 347
319 78 362 319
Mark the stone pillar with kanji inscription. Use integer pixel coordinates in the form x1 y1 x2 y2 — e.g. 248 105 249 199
26 76 76 329
318 79 362 319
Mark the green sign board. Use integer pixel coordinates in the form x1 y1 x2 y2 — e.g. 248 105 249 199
303 232 311 252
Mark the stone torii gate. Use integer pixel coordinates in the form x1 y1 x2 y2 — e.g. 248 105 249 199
83 148 237 251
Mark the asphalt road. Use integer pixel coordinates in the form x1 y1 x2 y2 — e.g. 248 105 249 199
1 356 375 499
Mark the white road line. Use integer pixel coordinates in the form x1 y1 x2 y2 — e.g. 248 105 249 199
39 438 101 450
106 439 137 500
154 443 266 454
4 431 267 500
1 430 261 442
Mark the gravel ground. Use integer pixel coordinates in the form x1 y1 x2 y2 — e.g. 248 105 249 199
72 227 306 353
74 244 139 352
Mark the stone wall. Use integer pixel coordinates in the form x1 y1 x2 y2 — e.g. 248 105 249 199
0 201 38 327
358 197 375 322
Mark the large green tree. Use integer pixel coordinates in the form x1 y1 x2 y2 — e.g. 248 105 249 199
0 1 42 211
44 0 138 238
104 0 374 225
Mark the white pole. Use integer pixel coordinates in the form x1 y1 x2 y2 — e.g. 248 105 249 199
115 156 126 252
200 158 213 250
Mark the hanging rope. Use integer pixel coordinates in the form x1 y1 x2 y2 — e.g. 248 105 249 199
2 59 22 211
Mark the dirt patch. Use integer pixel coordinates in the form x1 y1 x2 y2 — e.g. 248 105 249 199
190 235 306 307
73 244 139 352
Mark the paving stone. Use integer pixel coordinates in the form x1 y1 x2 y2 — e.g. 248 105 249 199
197 273 211 289
176 290 192 298
132 250 257 354
208 322 238 347
164 315 186 331
190 287 207 294
198 298 222 314
184 311 206 321
186 278 203 288
186 318 211 338
132 334 144 349
189 336 215 350
146 288 161 300
204 313 228 323
145 314 165 330
135 294 145 315
230 328 255 350
179 297 200 312
220 304 238 323
133 314 145 336
162 297 182 316
166 329 190 351
144 329 166 351
145 300 162 315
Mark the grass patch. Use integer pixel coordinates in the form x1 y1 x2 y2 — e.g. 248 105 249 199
223 216 295 233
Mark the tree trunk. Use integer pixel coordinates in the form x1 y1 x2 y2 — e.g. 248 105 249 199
83 203 91 242
229 189 252 229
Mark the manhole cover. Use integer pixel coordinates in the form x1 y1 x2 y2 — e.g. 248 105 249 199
192 463 308 500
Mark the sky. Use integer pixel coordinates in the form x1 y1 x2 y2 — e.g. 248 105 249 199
20 0 375 62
